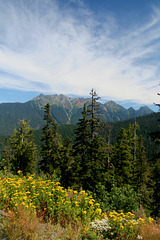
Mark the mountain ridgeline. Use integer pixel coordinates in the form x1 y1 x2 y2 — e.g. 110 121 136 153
0 93 153 135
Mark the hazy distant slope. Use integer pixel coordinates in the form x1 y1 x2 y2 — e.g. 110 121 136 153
0 94 153 135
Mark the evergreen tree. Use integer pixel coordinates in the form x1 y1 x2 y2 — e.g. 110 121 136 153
10 120 37 175
109 185 140 213
1 137 12 171
87 89 107 162
134 136 153 211
112 127 134 186
74 103 90 159
73 89 109 191
87 88 101 139
60 138 75 188
152 158 160 217
86 135 107 191
151 93 160 216
150 94 160 158
112 123 153 212
40 103 62 175
73 103 90 188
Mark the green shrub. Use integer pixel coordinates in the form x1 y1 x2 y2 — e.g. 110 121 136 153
109 185 140 212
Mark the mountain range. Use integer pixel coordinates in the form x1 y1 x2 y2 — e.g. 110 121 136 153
0 93 153 135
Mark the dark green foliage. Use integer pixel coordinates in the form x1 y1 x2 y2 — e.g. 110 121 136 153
110 123 154 212
109 185 140 212
110 112 160 159
112 127 134 186
59 138 75 188
91 182 110 212
40 103 62 175
73 90 108 192
71 90 155 215
1 137 12 171
152 158 160 217
151 95 160 216
10 120 37 175
85 90 108 191
133 136 154 210
86 136 107 191
74 104 90 160
58 125 76 143
87 89 102 139
73 103 91 189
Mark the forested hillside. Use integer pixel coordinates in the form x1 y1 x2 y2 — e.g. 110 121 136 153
0 90 159 219
110 111 160 159
0 93 153 135
0 111 159 159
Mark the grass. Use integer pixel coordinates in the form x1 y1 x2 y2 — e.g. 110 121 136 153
140 223 160 240
0 206 103 239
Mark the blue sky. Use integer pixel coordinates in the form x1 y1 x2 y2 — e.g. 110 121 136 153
0 0 160 110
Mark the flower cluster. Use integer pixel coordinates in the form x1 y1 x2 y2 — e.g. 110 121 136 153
0 174 103 224
90 218 111 232
89 210 154 239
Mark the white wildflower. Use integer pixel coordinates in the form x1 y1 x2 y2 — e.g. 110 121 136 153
90 217 111 232
137 235 143 239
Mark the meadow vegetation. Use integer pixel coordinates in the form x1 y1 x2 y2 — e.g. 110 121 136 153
0 90 160 239
0 172 160 240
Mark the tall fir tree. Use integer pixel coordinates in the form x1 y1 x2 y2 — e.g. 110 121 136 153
112 127 134 186
150 92 160 216
112 123 153 212
60 138 75 188
73 103 91 189
86 135 107 191
133 136 153 211
152 158 160 217
87 88 101 139
73 89 108 191
40 103 62 175
10 120 37 175
86 89 112 192
74 103 90 157
1 137 12 171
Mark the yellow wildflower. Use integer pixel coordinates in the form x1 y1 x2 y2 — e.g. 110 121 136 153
82 210 87 214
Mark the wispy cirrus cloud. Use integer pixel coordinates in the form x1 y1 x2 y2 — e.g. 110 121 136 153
0 0 160 106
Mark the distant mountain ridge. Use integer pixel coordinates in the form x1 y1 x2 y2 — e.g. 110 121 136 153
0 93 153 135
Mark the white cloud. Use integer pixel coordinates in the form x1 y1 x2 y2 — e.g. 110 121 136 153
0 0 160 105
